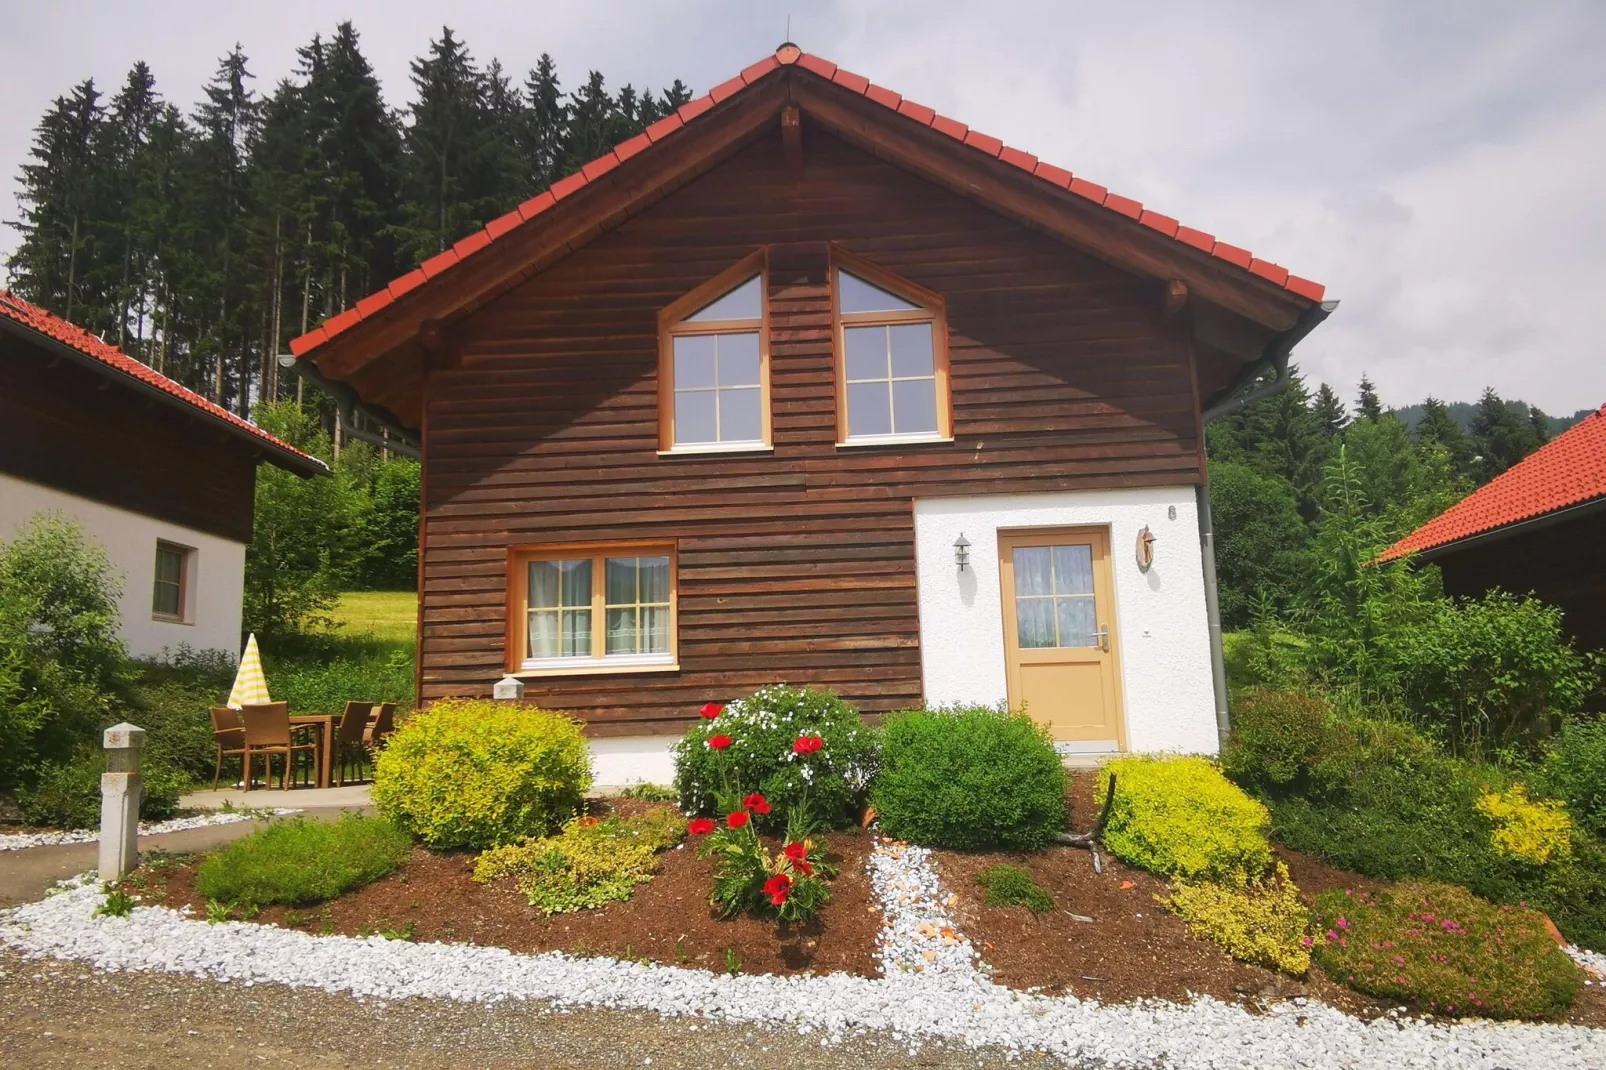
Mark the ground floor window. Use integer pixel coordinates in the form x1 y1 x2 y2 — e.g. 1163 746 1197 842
152 541 193 622
510 543 677 674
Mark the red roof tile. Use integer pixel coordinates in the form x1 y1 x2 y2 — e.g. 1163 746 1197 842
1379 406 1606 561
0 290 325 473
289 44 1327 358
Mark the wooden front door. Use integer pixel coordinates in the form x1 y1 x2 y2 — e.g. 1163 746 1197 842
999 529 1125 748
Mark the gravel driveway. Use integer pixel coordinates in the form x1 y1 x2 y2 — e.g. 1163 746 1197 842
0 948 1066 1069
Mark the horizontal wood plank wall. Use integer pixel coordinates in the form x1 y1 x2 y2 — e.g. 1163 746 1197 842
0 336 259 543
422 129 1200 734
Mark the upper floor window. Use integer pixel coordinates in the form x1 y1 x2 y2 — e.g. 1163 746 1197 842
832 255 950 445
659 251 770 453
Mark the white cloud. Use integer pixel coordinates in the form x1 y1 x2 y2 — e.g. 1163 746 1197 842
2 0 1602 411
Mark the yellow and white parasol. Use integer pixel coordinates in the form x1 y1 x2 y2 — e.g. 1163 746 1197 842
227 633 271 709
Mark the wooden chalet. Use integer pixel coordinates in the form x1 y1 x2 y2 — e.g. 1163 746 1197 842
1381 404 1606 651
288 44 1332 778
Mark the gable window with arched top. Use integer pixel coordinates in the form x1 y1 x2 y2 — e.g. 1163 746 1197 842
658 250 771 453
832 253 951 446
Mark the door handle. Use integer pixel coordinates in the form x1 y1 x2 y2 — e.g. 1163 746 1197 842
1094 624 1109 653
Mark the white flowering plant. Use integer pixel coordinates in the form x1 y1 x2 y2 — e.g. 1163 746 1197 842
671 685 879 833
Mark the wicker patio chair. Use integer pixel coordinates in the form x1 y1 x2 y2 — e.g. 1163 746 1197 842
209 706 246 790
332 700 374 786
363 702 397 748
240 701 319 791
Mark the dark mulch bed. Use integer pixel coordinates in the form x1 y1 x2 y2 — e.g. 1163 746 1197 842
130 799 880 980
931 772 1606 1026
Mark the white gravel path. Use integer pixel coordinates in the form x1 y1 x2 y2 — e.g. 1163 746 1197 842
868 839 982 978
0 809 300 852
3 858 1603 1069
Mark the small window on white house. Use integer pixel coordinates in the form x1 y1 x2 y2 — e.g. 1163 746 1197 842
659 253 770 452
152 542 192 622
833 260 950 445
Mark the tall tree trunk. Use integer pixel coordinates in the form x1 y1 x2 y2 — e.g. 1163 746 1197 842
64 213 80 321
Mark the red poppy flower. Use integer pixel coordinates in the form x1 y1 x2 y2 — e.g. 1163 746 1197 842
793 734 824 755
783 841 809 863
709 735 733 751
763 872 793 905
699 703 724 720
742 793 772 815
726 811 750 829
687 818 716 835
796 859 814 877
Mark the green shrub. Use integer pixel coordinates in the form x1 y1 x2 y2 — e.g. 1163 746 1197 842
1222 689 1332 791
978 863 1054 913
870 705 1064 851
1164 862 1312 974
1098 756 1272 884
1390 591 1598 756
0 514 127 789
673 685 877 832
1533 717 1606 839
265 635 415 714
16 752 185 829
1311 882 1579 1020
1477 785 1572 865
473 807 685 914
196 814 412 907
372 698 591 850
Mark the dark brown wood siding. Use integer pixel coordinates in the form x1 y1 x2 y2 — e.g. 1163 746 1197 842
421 129 1203 733
0 334 259 543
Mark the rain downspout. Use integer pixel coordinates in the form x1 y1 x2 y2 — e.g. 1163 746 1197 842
1198 300 1337 746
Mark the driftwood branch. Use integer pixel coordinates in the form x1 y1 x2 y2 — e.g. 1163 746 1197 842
1055 772 1116 873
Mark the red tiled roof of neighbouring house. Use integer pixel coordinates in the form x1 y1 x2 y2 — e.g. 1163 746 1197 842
0 290 327 476
289 44 1326 359
1379 404 1606 562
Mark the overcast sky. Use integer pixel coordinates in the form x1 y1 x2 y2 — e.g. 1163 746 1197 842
2 1 1603 413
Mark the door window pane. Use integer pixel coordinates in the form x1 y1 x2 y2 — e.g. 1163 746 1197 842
1053 545 1094 594
1056 597 1099 648
1014 547 1053 597
1016 598 1057 649
1015 543 1101 649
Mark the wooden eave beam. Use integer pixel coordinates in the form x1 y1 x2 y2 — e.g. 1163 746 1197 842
1162 279 1188 322
789 78 1310 333
311 76 792 383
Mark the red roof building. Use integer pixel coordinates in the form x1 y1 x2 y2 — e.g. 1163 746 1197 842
2 291 326 659
1382 405 1606 649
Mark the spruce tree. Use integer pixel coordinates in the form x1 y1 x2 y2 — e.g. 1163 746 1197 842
564 70 619 172
520 54 566 189
1241 368 1330 524
1414 396 1478 483
1312 383 1349 438
1355 374 1383 421
6 80 104 321
1528 405 1552 446
1469 387 1540 482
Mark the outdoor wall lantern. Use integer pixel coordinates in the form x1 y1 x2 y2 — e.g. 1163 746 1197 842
954 533 972 572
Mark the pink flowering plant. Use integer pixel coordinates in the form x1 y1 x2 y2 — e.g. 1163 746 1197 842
1311 881 1579 1020
671 685 878 832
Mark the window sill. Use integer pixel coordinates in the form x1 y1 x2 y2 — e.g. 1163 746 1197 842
836 433 953 449
513 656 680 679
657 443 774 457
151 614 192 626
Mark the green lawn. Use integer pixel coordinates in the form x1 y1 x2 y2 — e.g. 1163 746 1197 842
331 590 418 644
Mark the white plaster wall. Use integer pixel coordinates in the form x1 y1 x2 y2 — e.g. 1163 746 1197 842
1 472 245 660
589 735 677 789
913 487 1219 755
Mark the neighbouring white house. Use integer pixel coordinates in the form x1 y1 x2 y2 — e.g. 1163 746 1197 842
0 290 327 659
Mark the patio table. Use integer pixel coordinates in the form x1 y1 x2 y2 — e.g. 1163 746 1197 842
289 714 337 789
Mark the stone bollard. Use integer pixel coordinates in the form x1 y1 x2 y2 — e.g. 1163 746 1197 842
99 722 146 880
492 675 526 702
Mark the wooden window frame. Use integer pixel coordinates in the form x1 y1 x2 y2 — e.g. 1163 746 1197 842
152 540 193 624
506 541 679 677
657 248 773 455
830 245 952 447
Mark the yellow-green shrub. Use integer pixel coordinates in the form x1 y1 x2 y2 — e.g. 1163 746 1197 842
473 807 685 914
372 698 591 850
1163 862 1312 975
1476 785 1572 865
1098 756 1272 884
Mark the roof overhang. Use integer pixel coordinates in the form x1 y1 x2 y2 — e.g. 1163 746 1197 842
292 49 1331 433
0 315 328 479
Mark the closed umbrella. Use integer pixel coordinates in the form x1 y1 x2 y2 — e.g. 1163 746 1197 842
228 633 271 709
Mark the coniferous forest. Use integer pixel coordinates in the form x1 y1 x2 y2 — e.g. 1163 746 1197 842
3 22 691 418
